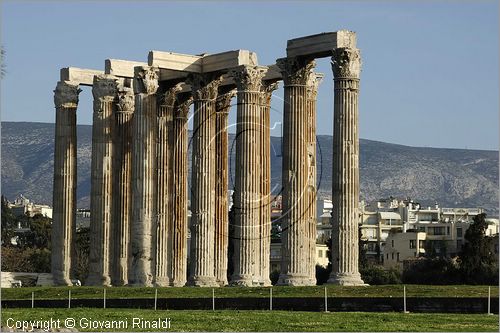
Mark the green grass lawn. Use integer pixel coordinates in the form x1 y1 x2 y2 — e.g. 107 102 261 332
1 285 497 300
1 308 498 332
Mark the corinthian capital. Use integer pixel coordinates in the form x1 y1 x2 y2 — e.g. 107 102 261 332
134 66 159 95
175 94 194 119
186 73 223 101
260 81 279 104
306 73 324 99
276 57 315 86
160 83 183 107
229 65 267 92
92 75 118 102
331 48 361 79
216 89 236 112
117 87 134 112
54 81 82 108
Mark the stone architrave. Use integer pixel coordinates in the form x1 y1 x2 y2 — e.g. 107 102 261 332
155 83 182 287
259 81 279 286
52 81 81 286
276 57 316 286
214 88 236 286
111 86 135 286
229 65 267 286
187 73 223 287
171 93 193 287
130 66 159 286
327 48 366 286
87 74 118 286
305 73 323 284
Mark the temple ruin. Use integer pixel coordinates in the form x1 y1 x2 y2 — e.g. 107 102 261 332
51 30 365 287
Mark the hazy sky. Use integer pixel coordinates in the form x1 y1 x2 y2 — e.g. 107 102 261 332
1 1 498 150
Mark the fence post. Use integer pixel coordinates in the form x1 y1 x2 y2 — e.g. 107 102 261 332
488 286 492 315
324 286 328 312
103 288 106 309
270 288 273 311
31 291 34 308
68 290 71 309
154 288 158 311
403 285 409 313
212 288 215 311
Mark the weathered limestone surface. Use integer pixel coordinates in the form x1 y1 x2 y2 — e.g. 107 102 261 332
276 57 316 286
230 65 266 287
214 88 235 286
327 48 365 286
305 73 323 284
259 81 279 286
87 75 117 286
187 73 222 287
171 94 193 287
286 30 357 59
52 81 81 286
111 86 135 286
130 66 159 287
60 67 104 86
155 83 182 287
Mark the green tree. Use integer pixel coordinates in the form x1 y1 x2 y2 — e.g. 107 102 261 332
459 213 498 284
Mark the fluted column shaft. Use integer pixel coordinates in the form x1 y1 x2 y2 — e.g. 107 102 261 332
229 66 267 286
214 90 234 286
259 81 278 286
155 84 182 287
328 48 365 286
130 66 159 286
276 58 316 286
52 81 81 286
87 75 117 286
171 95 193 287
187 73 222 287
111 87 134 286
305 74 323 284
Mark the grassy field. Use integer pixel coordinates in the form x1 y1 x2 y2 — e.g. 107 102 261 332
1 285 497 300
1 308 498 332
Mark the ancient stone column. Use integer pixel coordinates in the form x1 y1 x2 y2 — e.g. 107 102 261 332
230 65 267 286
259 81 279 286
52 81 81 286
214 88 235 286
87 75 117 286
111 86 135 286
155 83 182 287
187 73 222 287
327 47 365 286
305 73 323 285
171 94 193 287
130 66 159 286
276 57 316 286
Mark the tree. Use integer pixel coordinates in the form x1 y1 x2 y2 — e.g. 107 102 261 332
459 213 498 284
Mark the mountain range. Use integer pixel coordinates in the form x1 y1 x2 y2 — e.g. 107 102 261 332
1 121 498 216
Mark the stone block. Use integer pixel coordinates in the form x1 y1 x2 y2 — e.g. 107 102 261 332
105 59 148 78
286 30 357 58
60 67 104 86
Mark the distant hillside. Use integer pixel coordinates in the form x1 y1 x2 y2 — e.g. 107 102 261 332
1 121 498 215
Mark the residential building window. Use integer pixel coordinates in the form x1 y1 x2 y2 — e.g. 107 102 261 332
429 227 445 235
447 226 450 235
391 253 394 260
397 252 400 261
457 228 462 238
386 253 389 260
419 240 425 248
456 240 462 251
409 240 416 249
391 240 394 247
418 226 425 232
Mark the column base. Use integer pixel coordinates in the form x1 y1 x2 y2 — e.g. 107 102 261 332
187 276 219 287
327 272 368 286
216 279 229 287
170 280 187 287
229 275 262 287
260 278 273 287
85 274 112 287
276 274 316 286
154 277 170 287
52 273 72 286
128 273 154 287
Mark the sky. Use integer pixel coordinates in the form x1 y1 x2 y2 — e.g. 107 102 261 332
1 1 498 150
